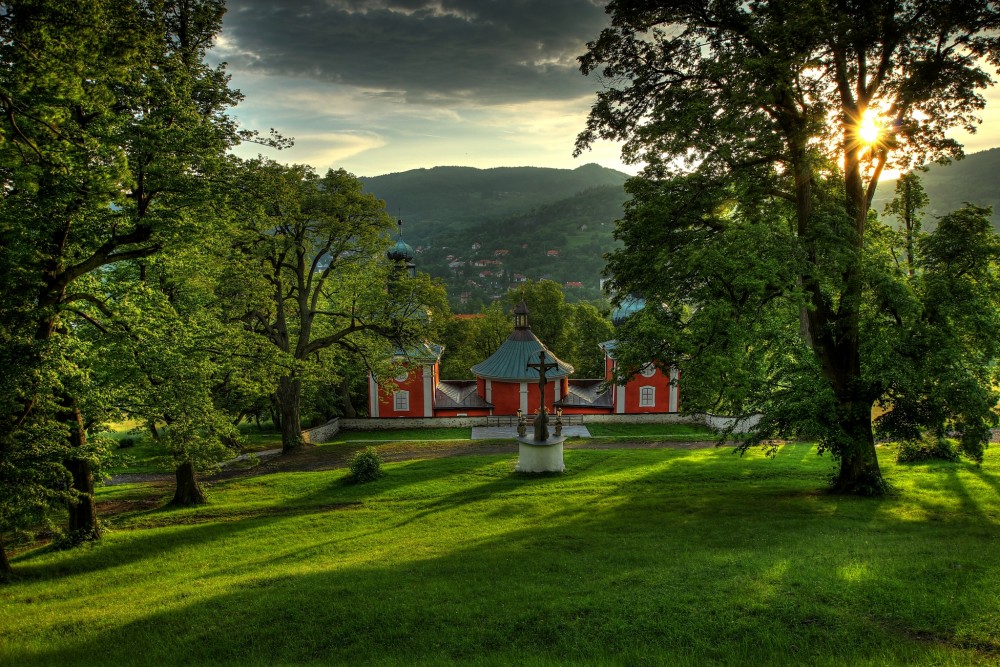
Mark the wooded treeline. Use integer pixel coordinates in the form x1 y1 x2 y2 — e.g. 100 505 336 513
0 0 445 574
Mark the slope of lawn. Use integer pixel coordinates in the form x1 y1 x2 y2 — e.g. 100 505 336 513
103 423 283 475
328 427 472 442
3 444 1000 666
585 422 717 440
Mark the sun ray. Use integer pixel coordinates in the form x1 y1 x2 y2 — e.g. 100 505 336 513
858 109 882 145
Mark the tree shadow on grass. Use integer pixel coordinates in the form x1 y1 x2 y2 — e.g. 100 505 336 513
9 447 1000 666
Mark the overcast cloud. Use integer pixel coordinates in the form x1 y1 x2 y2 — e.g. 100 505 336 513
213 0 1000 178
211 0 631 176
220 0 609 105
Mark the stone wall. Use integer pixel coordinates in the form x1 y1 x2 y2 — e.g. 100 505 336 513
334 412 760 433
702 413 763 433
580 413 703 425
302 418 341 443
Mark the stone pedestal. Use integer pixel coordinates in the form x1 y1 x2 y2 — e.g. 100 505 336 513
515 436 566 473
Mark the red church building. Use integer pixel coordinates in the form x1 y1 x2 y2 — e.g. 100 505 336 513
369 299 679 419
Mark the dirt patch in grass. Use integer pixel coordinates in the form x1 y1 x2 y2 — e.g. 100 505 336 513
96 497 164 515
223 440 519 476
219 438 722 476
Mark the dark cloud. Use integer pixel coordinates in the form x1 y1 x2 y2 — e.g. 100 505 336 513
219 0 610 105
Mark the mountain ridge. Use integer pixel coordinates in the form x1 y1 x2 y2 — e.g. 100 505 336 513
873 147 1000 227
360 163 630 248
360 152 1000 312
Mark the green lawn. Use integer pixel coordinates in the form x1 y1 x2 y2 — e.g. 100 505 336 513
585 422 717 440
3 444 1000 665
328 427 472 443
103 423 283 475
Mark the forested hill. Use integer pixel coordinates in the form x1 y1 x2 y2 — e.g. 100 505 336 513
361 164 631 311
360 152 1000 313
360 163 629 246
873 147 1000 228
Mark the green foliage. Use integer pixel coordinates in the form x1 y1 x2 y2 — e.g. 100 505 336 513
346 446 384 484
507 279 573 357
225 160 449 449
896 436 961 464
566 302 616 378
871 203 1000 464
0 0 251 552
578 1 1000 494
439 301 515 379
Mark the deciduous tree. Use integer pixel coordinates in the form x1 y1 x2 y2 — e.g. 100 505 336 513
228 160 447 452
579 0 1000 494
0 0 247 558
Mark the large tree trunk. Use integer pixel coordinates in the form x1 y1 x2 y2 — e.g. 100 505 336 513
831 137 886 496
832 397 884 495
277 374 305 453
340 376 358 419
35 284 102 539
0 535 12 579
63 402 101 540
171 461 206 506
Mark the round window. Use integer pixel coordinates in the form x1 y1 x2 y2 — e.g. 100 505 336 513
395 371 409 383
640 364 656 378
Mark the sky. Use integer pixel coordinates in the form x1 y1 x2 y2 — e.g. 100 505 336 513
211 0 1000 179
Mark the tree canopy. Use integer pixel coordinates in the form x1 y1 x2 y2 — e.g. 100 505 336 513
225 160 448 452
579 0 1000 494
0 0 248 563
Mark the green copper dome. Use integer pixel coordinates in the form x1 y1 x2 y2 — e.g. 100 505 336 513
387 237 414 262
612 294 645 326
470 328 573 381
471 302 573 380
387 218 415 262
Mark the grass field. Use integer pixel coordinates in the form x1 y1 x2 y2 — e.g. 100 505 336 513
328 427 472 442
3 444 1000 665
102 423 283 475
584 422 717 440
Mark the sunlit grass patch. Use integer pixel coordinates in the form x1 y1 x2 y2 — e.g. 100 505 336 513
585 422 717 440
4 444 1000 666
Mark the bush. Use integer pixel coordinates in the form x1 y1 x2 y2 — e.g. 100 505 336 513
346 446 384 484
896 436 960 464
117 437 136 449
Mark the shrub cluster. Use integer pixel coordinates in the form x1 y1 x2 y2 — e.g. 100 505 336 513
347 446 384 484
896 436 960 464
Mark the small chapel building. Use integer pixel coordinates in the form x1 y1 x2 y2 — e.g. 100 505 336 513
368 298 679 419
